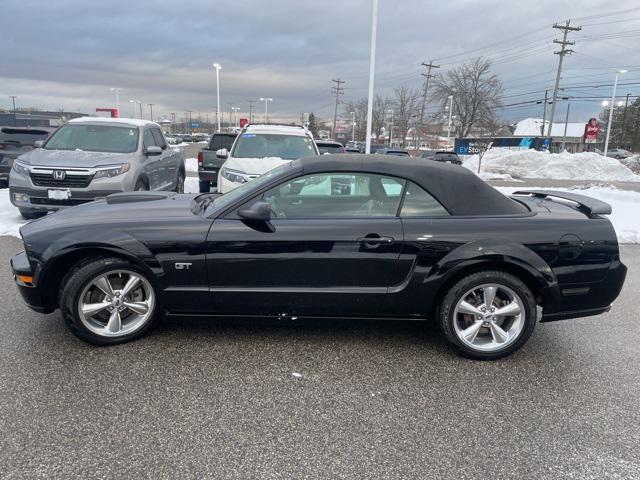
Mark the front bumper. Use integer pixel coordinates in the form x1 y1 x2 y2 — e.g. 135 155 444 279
10 251 51 313
9 186 122 211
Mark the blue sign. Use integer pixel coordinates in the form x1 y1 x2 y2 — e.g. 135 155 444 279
190 122 200 128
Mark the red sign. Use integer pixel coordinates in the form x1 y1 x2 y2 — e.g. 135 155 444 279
239 117 249 128
584 118 598 143
96 108 119 118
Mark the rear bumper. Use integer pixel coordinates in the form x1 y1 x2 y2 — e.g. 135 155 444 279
541 259 627 322
10 251 52 313
198 168 219 183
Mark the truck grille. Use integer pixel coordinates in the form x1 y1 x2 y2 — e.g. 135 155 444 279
30 172 93 188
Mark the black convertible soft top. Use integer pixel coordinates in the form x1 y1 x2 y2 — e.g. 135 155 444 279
299 154 526 216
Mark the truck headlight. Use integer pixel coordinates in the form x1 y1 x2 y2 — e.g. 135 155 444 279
221 167 249 184
94 163 130 179
12 161 29 176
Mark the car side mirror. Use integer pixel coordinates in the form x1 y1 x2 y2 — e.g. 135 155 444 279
33 140 44 148
238 200 271 221
145 145 162 156
216 148 229 159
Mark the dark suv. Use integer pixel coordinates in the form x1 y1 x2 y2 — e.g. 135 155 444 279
0 126 53 187
197 132 237 192
420 150 462 165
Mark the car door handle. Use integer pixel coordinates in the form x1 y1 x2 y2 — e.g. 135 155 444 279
357 235 395 244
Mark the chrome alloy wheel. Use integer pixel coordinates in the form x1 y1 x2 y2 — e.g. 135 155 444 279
452 283 525 352
77 270 155 338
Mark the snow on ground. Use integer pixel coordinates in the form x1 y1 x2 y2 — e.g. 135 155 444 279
185 176 199 193
497 186 640 244
185 157 198 173
0 190 27 237
463 149 640 182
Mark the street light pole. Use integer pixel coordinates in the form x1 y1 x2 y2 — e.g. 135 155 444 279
350 111 356 141
148 103 154 122
365 0 379 154
387 109 394 147
110 88 122 117
213 63 222 132
232 106 240 128
603 69 626 158
446 95 454 148
129 100 136 118
259 98 273 123
10 95 17 126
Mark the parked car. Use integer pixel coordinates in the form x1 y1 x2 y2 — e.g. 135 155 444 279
165 136 181 146
217 124 319 193
604 148 632 160
420 150 462 165
11 155 626 359
197 132 237 192
0 126 54 187
9 117 185 219
315 140 345 154
375 148 411 156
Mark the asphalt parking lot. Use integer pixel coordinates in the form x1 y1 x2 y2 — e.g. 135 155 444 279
0 235 639 480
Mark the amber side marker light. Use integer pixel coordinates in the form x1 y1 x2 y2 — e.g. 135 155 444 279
16 274 34 286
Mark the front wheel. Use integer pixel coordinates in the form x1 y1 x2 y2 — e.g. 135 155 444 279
438 270 537 360
19 209 47 220
59 257 159 345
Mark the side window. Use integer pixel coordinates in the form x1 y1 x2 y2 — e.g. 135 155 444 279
151 128 167 149
262 172 403 219
400 182 449 217
143 129 157 149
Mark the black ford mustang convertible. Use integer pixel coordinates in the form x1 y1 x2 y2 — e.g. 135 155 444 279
11 155 626 359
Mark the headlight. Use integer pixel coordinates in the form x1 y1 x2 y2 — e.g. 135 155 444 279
221 167 249 184
93 163 130 179
12 161 29 176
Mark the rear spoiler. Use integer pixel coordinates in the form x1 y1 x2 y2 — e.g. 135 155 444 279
512 190 612 216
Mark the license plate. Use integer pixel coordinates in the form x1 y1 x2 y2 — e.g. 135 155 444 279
48 189 70 200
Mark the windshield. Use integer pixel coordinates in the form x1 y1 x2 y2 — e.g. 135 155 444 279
317 144 344 154
232 133 316 160
44 124 139 153
203 162 298 216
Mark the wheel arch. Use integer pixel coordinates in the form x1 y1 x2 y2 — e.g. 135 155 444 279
38 232 164 312
425 239 559 318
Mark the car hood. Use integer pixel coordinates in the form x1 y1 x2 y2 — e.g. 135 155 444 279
16 148 132 168
20 192 198 240
224 156 292 175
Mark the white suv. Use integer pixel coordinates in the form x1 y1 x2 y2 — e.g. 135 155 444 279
216 124 319 193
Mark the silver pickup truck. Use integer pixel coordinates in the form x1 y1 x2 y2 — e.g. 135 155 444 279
197 132 237 192
9 117 185 219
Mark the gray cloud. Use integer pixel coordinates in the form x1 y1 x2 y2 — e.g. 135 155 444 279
1 0 638 124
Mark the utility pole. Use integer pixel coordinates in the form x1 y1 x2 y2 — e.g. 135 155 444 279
148 103 154 122
10 95 17 126
139 102 143 120
331 78 345 140
248 99 256 123
170 112 176 133
546 20 581 148
417 61 439 150
620 93 631 147
540 88 549 136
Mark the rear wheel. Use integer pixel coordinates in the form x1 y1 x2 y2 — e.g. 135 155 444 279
59 257 159 345
438 270 537 360
175 171 185 193
19 209 47 220
199 180 211 193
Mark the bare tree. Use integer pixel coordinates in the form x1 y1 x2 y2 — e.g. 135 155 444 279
433 58 503 137
392 85 420 147
343 99 368 141
372 94 392 140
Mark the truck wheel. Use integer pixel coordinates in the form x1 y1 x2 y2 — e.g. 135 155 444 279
199 180 211 193
59 256 159 345
175 171 185 193
19 209 47 220
438 270 537 360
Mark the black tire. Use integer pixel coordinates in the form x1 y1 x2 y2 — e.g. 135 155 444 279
175 171 185 193
0 179 8 189
134 178 148 191
59 256 160 345
199 180 211 193
438 270 537 360
20 209 47 220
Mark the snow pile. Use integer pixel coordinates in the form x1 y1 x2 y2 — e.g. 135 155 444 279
497 186 640 243
463 149 640 182
0 190 27 237
185 157 198 173
619 155 640 175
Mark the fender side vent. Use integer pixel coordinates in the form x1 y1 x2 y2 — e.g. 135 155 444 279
106 192 177 204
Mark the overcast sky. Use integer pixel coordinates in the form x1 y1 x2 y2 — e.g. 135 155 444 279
1 0 638 126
